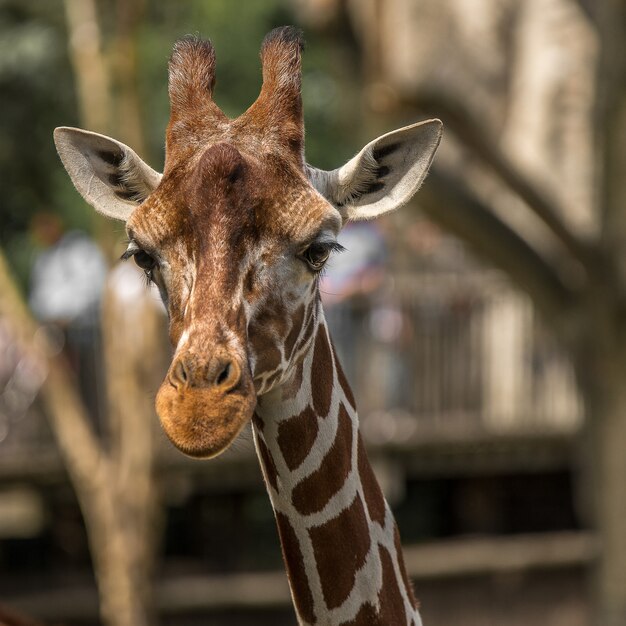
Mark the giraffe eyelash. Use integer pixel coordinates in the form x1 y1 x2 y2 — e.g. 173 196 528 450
120 248 136 261
303 240 346 274
314 242 347 278
326 242 347 255
317 241 346 262
120 241 159 289
120 239 140 261
311 241 347 259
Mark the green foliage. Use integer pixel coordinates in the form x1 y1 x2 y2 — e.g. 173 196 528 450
0 0 79 285
0 0 363 287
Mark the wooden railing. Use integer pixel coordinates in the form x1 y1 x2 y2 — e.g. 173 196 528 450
325 271 582 435
0 271 583 462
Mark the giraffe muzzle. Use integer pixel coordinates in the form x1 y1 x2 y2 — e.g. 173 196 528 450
155 351 256 458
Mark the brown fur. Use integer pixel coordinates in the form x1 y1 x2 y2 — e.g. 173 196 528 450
394 523 419 609
292 403 353 515
357 435 387 526
255 430 279 492
233 27 305 165
275 512 316 624
278 404 319 471
309 494 371 610
311 324 334 418
283 304 306 362
346 545 410 625
334 342 357 410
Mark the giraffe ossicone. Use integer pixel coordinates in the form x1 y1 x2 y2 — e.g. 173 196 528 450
54 26 442 625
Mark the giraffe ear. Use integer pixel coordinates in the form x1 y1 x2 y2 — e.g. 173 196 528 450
307 119 442 221
54 127 162 221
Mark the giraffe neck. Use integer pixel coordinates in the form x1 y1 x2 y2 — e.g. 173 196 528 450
253 308 421 626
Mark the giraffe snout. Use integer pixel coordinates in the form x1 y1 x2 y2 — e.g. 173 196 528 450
156 349 256 459
170 352 242 393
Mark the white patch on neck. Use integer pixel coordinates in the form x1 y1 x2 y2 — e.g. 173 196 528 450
176 328 190 352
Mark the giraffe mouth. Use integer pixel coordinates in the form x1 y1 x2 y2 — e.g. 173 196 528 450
155 374 256 459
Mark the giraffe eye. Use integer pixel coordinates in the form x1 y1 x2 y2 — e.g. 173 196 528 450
120 242 159 283
303 243 331 271
302 241 344 272
133 249 157 272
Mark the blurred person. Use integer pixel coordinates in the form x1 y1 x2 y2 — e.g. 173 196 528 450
28 212 106 325
28 212 107 427
320 220 388 392
320 220 387 306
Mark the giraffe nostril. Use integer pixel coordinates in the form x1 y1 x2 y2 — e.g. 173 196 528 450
216 362 231 386
214 358 241 392
171 358 189 389
170 353 242 392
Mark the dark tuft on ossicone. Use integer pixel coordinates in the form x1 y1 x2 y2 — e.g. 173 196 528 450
170 35 216 68
256 25 305 125
261 26 305 53
168 36 217 107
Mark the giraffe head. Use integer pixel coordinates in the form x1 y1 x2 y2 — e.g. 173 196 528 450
54 27 442 459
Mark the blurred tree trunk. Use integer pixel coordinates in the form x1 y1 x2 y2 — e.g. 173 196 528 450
0 252 164 626
111 0 148 156
62 0 116 257
62 0 110 134
57 1 163 625
98 267 166 626
581 346 626 626
588 1 626 623
326 0 626 622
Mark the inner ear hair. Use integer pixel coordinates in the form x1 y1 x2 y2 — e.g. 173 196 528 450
88 146 153 203
110 151 156 202
310 119 443 221
335 142 399 208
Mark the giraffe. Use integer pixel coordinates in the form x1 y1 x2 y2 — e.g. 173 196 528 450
54 27 442 625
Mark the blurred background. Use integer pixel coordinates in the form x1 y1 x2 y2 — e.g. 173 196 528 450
0 0 625 625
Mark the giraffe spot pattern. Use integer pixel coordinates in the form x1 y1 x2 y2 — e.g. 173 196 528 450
275 512 316 625
289 304 317 366
277 404 319 471
265 369 283 390
256 433 279 492
292 403 352 515
281 355 304 401
284 304 305 362
357 435 387 526
309 493 371 610
344 544 409 625
250 294 289 374
252 412 265 431
311 325 333 418
394 523 419 609
250 321 283 375
256 325 419 623
333 342 356 410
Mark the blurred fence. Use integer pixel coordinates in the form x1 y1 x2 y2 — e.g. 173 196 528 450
0 316 50 459
0 270 583 466
326 270 582 437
